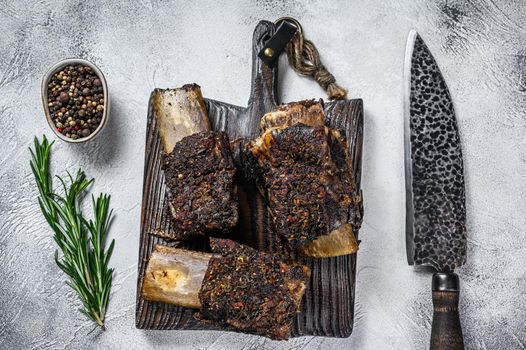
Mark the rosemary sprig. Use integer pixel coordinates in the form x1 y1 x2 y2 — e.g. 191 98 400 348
29 136 115 330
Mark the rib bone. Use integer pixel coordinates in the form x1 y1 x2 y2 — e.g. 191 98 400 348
152 84 211 154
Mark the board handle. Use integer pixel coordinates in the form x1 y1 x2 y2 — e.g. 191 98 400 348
248 20 279 111
430 272 464 350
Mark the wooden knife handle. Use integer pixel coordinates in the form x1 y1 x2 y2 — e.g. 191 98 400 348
430 272 464 350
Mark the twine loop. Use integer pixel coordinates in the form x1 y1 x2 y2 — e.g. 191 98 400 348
277 18 348 100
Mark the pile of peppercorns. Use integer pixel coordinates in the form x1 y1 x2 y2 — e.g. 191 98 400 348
47 64 105 140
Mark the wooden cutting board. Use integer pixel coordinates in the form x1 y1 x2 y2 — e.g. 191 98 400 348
135 20 363 338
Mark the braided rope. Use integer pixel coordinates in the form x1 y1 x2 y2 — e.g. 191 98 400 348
284 31 348 100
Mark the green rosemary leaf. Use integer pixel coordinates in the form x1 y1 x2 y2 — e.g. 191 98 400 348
30 136 115 330
104 240 116 267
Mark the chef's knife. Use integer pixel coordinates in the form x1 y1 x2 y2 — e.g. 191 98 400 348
404 30 467 350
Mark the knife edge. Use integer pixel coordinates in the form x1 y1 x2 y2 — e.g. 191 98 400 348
404 29 418 266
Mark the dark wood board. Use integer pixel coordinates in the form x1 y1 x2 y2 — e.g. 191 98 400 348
136 20 364 338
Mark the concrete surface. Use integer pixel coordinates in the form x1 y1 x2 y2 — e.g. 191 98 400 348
1 0 525 349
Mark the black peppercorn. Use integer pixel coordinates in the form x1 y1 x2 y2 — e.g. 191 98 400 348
47 64 105 139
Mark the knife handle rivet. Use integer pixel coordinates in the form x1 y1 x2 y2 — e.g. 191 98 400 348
264 47 274 57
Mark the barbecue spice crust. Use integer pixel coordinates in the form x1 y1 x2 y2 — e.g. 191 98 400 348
246 100 362 257
160 131 238 240
198 238 310 340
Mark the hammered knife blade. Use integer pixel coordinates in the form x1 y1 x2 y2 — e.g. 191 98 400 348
404 30 467 350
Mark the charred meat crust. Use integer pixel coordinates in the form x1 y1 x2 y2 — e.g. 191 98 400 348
197 238 310 340
246 100 362 256
161 131 238 240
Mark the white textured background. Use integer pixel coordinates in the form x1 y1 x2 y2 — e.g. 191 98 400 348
1 1 525 349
